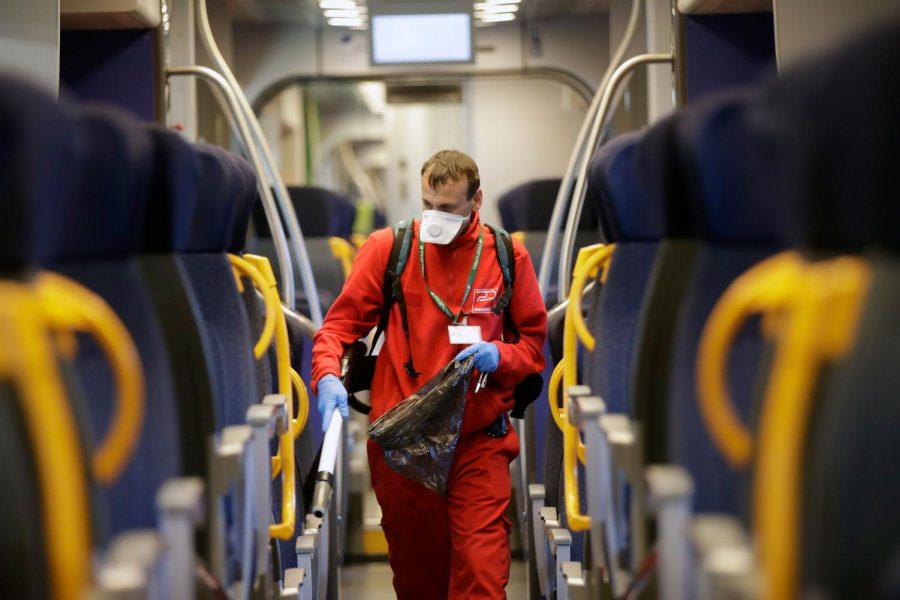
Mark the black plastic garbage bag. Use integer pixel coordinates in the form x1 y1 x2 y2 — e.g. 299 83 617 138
367 356 476 494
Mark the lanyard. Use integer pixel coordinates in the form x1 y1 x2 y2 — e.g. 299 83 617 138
419 225 484 324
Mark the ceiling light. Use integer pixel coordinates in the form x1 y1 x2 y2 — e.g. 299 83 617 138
478 12 516 22
328 17 365 26
324 8 361 17
474 3 518 13
481 0 521 3
319 0 357 9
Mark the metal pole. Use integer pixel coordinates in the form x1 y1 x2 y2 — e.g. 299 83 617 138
557 52 674 302
536 0 645 301
167 66 295 308
195 0 324 324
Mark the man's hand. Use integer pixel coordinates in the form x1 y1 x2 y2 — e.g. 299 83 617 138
317 374 349 431
454 341 500 373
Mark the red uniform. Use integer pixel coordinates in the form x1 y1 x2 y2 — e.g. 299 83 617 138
312 212 547 599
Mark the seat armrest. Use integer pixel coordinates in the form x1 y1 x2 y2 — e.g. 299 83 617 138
646 465 695 600
690 515 760 600
157 477 205 600
94 530 164 598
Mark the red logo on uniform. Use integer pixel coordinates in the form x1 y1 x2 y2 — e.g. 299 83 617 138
471 288 498 313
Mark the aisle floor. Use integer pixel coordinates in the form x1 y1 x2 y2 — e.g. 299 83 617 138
341 560 527 599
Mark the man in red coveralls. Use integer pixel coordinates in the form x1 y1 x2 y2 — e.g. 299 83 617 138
311 150 547 599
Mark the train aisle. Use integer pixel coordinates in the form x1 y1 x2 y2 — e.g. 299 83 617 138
341 561 527 599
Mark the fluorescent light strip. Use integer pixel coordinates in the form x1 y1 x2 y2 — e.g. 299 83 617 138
323 9 363 18
328 17 364 26
319 0 357 9
478 12 516 22
481 0 521 3
474 3 518 13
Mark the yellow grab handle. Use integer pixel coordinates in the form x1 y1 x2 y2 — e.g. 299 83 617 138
241 254 297 540
511 231 526 244
273 368 310 473
547 361 566 432
752 255 869 600
329 236 356 281
696 252 805 468
228 255 277 360
566 244 616 354
351 233 367 250
547 359 586 463
35 272 145 485
560 244 615 532
0 282 93 599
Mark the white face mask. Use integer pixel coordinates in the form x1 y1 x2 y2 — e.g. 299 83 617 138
420 209 470 245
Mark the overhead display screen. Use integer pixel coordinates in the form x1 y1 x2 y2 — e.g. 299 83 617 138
370 13 473 65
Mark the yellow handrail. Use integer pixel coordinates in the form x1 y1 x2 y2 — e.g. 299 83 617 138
228 255 276 359
351 233 367 250
547 361 566 432
35 272 145 485
290 367 309 440
696 252 806 468
511 231 526 244
562 243 615 532
0 282 93 599
241 254 297 540
228 253 285 477
329 236 356 281
696 251 870 600
547 359 586 464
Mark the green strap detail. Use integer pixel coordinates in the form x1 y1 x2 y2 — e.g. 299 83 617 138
418 225 484 323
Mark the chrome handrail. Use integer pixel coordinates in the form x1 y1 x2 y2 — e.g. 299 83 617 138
557 52 674 302
196 0 324 324
536 0 644 301
167 66 294 307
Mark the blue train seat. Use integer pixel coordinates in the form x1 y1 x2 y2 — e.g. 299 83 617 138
665 90 788 518
626 114 704 465
754 21 900 597
48 105 183 539
0 74 89 600
180 143 260 430
138 125 217 479
584 132 658 417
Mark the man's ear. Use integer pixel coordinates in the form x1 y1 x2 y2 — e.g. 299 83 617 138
472 188 483 213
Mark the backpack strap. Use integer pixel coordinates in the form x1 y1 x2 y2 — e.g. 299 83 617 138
370 220 421 378
487 224 520 343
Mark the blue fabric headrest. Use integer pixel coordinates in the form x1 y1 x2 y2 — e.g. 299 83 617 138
496 179 561 231
676 89 790 245
142 127 201 253
757 18 900 251
634 113 699 239
496 178 599 232
588 132 665 242
186 143 240 253
253 185 352 238
228 153 257 252
331 192 357 238
0 75 84 268
54 105 154 260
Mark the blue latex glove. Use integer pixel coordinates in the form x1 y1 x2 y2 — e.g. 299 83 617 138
317 374 349 432
454 341 500 374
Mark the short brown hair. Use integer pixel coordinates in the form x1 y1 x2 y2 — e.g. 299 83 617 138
421 149 480 199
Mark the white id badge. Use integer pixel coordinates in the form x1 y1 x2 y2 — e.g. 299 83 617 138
448 325 482 345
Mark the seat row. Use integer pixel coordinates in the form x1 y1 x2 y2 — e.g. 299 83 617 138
533 18 900 600
0 74 330 599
